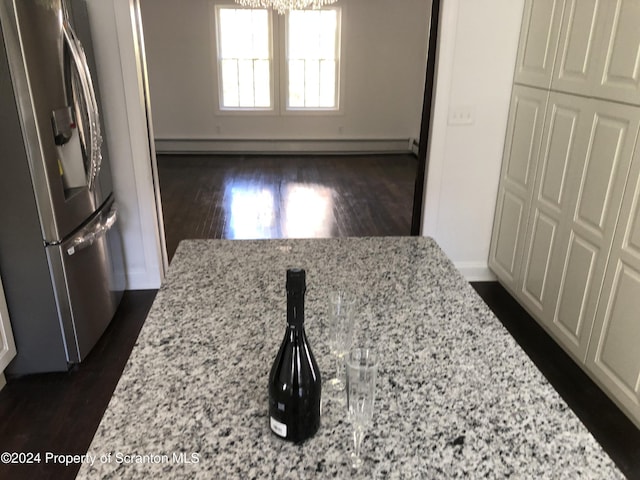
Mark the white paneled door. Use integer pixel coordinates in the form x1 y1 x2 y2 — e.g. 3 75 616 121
491 0 640 429
596 0 640 106
587 140 640 429
553 0 640 105
489 85 549 291
521 93 640 362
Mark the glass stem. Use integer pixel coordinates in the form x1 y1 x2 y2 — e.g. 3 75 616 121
335 355 341 381
352 428 365 465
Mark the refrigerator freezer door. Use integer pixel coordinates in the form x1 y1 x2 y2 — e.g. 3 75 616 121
46 196 124 363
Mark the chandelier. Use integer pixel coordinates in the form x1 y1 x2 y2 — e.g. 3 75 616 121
234 0 338 15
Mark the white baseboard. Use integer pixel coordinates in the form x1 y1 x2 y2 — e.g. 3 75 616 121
155 138 413 155
125 269 162 290
410 138 420 156
454 261 497 282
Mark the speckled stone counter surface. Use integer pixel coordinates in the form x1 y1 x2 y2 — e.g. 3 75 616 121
78 237 623 479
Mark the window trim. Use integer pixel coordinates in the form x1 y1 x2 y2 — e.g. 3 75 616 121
211 3 344 116
282 7 343 114
213 5 277 114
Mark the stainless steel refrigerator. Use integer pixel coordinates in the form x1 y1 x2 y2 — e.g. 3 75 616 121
0 0 125 374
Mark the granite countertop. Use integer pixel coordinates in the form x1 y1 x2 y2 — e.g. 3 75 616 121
78 237 623 479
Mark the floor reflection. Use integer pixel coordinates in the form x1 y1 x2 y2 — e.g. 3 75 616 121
228 185 276 239
282 183 333 238
225 180 335 239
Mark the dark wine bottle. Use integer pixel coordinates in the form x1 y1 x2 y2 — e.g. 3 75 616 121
268 268 321 443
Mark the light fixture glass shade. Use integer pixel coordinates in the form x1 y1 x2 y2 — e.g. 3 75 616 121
234 0 338 15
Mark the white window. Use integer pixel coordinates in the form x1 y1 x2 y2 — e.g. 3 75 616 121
287 9 340 110
216 7 272 109
214 6 341 112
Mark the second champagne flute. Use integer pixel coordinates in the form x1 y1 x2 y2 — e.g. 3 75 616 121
346 347 378 469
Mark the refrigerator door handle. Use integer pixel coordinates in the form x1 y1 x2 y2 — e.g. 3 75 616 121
66 204 117 256
62 19 103 191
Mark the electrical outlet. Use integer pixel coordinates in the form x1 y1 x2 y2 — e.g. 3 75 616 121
448 106 475 125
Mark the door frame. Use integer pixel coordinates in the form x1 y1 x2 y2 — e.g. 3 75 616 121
411 0 441 235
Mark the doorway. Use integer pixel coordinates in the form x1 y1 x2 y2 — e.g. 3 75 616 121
135 0 435 263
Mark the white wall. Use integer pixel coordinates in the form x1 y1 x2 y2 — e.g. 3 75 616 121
86 0 165 289
422 0 524 280
139 0 431 152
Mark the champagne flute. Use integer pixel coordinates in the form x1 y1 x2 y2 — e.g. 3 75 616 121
345 347 378 469
327 291 356 391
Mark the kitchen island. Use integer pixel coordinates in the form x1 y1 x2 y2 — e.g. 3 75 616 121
78 237 623 479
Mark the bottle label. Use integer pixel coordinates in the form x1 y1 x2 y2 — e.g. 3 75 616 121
270 417 287 438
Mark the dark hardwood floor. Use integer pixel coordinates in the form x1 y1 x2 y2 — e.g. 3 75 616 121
158 154 418 260
0 154 638 479
0 290 156 480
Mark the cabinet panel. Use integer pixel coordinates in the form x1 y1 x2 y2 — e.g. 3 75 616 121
589 260 640 428
489 86 549 288
598 0 640 105
523 211 557 308
553 0 640 105
555 234 597 346
576 111 635 233
598 263 640 389
539 104 578 208
553 0 604 96
587 143 640 429
492 191 525 280
506 95 546 187
629 200 640 252
514 0 565 88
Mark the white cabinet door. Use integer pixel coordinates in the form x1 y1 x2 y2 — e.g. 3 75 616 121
492 0 640 428
489 86 548 290
596 0 640 106
520 94 640 361
552 0 607 97
553 0 640 105
0 275 16 375
587 141 640 429
519 92 591 321
514 0 565 89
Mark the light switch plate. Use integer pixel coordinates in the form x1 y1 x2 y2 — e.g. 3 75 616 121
448 106 475 125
